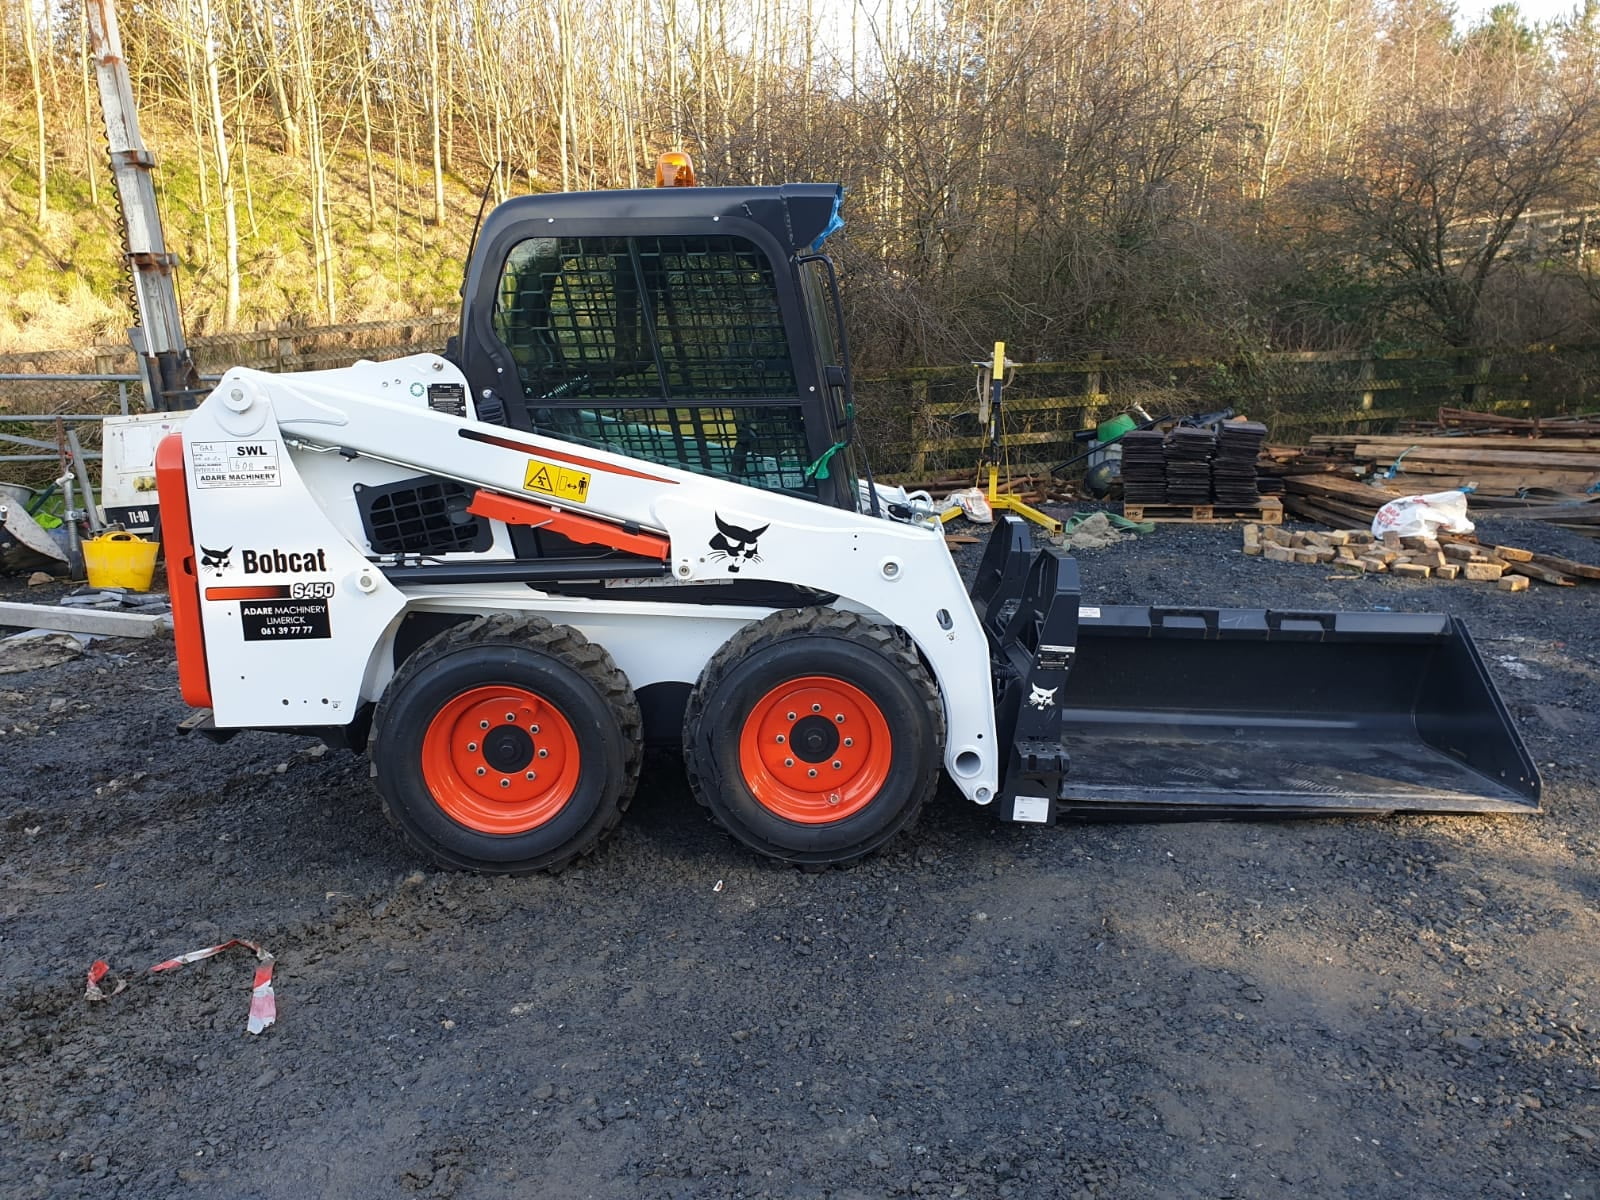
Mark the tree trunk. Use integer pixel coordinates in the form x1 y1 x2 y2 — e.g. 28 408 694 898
201 0 241 326
246 0 299 156
80 0 99 208
427 0 446 225
360 70 378 231
22 0 47 226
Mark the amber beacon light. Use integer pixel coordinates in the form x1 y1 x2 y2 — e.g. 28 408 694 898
656 151 697 187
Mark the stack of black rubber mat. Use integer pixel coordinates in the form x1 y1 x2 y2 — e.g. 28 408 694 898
1213 421 1267 506
1164 426 1216 505
1121 431 1169 504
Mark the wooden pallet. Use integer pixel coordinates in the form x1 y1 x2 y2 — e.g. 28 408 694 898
1123 497 1283 525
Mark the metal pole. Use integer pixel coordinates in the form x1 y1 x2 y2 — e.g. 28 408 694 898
87 0 201 412
66 428 105 533
58 471 85 580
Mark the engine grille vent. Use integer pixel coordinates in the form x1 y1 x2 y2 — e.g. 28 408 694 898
355 476 491 556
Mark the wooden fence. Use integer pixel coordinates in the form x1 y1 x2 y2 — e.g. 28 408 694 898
7 321 1600 484
858 344 1600 480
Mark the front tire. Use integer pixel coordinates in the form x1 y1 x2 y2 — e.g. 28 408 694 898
370 614 641 873
683 608 943 866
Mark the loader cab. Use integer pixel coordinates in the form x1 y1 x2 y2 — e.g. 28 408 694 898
453 185 861 524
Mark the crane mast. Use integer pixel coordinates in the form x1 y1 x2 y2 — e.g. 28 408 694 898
86 0 202 412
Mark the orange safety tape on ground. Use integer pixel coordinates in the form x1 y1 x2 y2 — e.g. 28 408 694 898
86 938 277 1035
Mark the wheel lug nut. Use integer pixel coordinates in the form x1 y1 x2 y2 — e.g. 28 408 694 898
467 742 477 752
807 768 817 778
844 737 854 747
776 734 786 743
832 760 842 769
812 703 822 712
786 711 796 721
834 713 845 723
475 766 486 776
505 712 516 722
784 758 794 767
480 720 490 730
526 771 536 780
500 778 510 788
531 725 540 734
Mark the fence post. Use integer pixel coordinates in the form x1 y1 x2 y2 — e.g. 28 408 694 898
909 379 929 477
1358 355 1375 411
1084 351 1105 403
276 323 295 373
1456 352 1492 408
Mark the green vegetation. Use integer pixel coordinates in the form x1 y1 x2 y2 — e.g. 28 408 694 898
0 100 478 351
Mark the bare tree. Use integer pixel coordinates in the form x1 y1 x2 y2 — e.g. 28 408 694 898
1308 50 1597 346
20 0 48 226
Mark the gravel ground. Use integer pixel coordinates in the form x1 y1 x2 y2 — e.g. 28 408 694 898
2 514 1598 1200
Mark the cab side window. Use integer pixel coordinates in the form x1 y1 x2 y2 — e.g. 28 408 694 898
491 234 815 493
494 235 796 400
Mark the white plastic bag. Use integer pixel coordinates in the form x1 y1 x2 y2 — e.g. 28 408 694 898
945 487 993 524
1371 490 1474 539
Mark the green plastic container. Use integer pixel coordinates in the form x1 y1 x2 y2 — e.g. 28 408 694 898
1097 413 1138 443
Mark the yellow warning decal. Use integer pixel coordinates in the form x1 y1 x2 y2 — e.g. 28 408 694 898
523 458 592 502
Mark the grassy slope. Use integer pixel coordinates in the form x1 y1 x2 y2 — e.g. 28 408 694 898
0 95 491 353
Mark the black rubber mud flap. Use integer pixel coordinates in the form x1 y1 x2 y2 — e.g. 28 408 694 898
974 517 1541 821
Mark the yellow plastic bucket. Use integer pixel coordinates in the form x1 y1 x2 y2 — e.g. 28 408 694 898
84 531 160 592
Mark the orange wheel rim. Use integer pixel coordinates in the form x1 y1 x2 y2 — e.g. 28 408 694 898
737 676 893 823
422 685 580 834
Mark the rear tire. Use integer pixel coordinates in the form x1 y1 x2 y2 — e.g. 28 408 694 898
683 608 943 866
370 613 641 873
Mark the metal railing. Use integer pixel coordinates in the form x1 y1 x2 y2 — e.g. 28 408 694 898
0 373 140 465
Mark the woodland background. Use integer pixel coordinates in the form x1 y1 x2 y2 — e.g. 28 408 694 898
5 0 1600 372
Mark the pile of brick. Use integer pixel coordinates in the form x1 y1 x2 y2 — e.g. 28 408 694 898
1240 525 1560 591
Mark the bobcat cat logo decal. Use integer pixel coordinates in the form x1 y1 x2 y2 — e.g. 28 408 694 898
199 545 233 573
708 515 768 574
1028 683 1058 710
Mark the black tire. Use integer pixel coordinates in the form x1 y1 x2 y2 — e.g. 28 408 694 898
682 607 943 866
369 613 641 874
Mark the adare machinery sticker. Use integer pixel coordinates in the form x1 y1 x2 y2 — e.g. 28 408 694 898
239 595 332 641
190 440 281 489
203 580 335 641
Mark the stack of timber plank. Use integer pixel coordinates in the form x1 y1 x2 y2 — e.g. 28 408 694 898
1436 407 1600 436
1278 474 1401 528
1302 433 1600 497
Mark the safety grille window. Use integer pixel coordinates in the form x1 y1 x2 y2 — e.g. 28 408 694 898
493 235 796 401
529 403 816 494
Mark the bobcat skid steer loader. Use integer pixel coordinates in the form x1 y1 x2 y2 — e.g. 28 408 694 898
156 183 1539 872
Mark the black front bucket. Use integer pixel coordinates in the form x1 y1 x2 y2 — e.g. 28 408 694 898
1059 607 1540 815
973 518 1541 819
